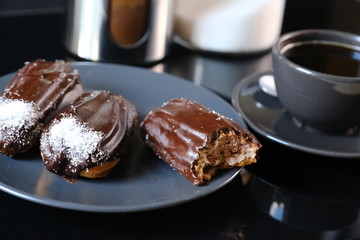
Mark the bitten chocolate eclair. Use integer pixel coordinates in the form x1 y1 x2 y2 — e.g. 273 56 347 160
40 90 137 179
0 59 83 156
140 98 261 185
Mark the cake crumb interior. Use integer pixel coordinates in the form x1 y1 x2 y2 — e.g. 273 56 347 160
195 131 258 181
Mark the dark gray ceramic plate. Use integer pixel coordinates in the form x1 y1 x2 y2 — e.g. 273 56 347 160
232 70 360 158
0 62 245 213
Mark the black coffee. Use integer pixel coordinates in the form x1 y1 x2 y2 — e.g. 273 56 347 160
283 42 360 77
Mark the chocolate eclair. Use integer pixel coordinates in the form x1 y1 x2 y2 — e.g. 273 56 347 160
40 90 138 179
0 59 83 156
141 98 261 185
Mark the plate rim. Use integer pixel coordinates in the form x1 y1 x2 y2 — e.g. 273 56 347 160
0 169 241 213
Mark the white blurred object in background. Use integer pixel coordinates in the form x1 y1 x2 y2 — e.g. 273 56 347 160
174 0 285 54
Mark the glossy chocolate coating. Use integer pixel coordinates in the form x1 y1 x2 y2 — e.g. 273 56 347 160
141 98 260 185
0 59 83 156
40 90 138 178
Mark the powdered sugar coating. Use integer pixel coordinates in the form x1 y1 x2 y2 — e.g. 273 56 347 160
40 115 107 167
0 96 43 145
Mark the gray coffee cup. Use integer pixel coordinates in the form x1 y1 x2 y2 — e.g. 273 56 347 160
272 29 360 132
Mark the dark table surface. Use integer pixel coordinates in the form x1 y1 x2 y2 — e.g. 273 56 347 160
1 1 360 239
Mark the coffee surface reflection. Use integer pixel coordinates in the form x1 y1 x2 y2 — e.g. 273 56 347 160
284 42 360 77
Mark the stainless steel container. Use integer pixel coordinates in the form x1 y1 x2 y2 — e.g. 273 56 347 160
64 0 174 65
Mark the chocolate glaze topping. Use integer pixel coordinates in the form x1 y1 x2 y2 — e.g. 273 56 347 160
40 90 137 178
141 98 261 185
0 59 83 156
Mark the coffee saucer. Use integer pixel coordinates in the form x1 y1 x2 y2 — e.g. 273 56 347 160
231 71 360 158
